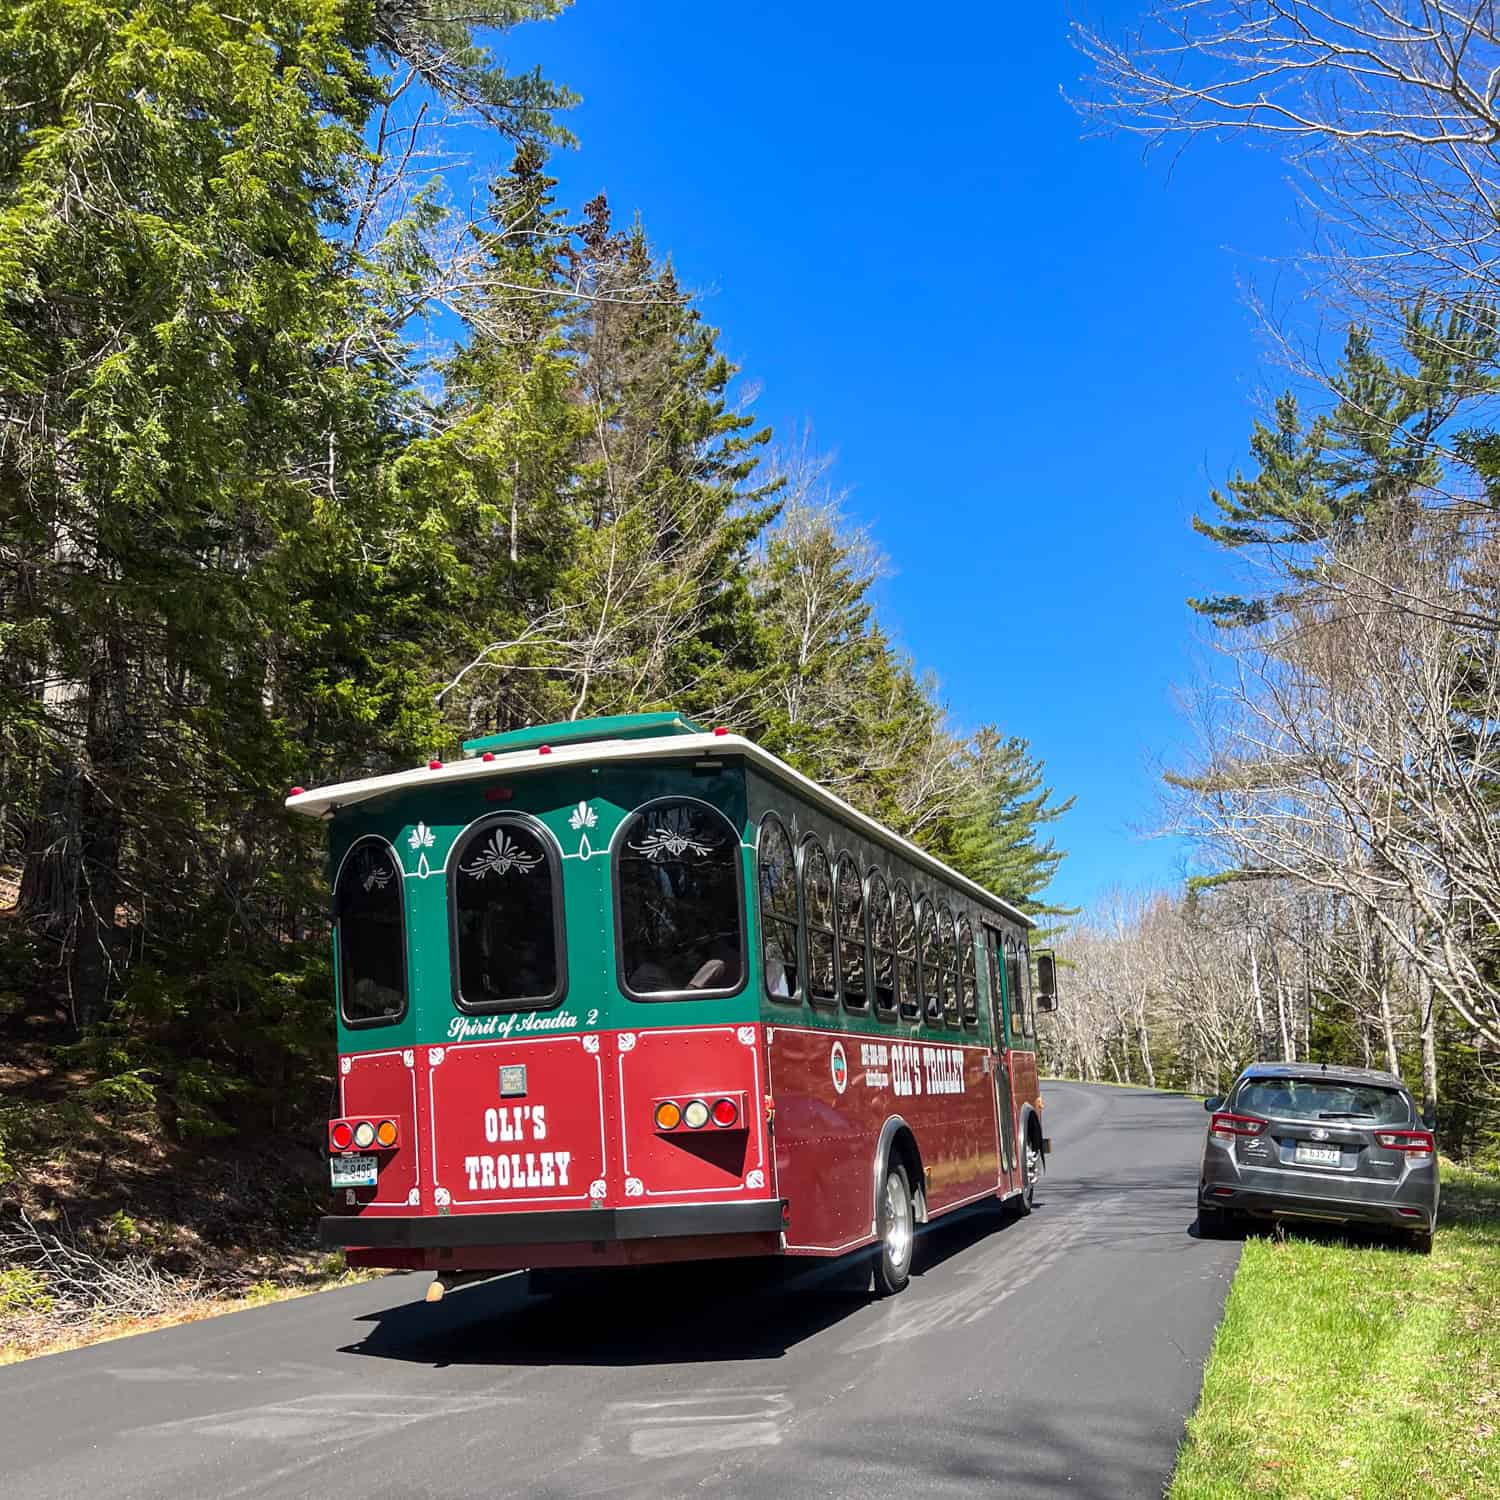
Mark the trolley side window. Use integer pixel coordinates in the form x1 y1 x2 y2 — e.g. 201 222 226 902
1005 944 1025 1043
451 815 564 1011
958 918 978 1027
617 800 746 999
801 837 836 1007
868 869 897 1019
835 852 867 1010
895 883 919 1019
918 900 941 1023
758 813 801 1003
939 904 959 1027
335 837 407 1027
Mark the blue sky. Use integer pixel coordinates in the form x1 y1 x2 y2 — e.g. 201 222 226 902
490 1 1311 912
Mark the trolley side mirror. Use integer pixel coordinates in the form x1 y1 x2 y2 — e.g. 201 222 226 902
1034 950 1058 1012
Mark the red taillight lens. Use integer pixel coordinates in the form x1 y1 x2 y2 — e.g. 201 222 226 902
711 1097 739 1128
1375 1129 1434 1156
1210 1112 1267 1140
330 1121 353 1151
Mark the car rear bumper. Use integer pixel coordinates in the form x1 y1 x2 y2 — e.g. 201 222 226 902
1199 1182 1434 1232
320 1199 788 1250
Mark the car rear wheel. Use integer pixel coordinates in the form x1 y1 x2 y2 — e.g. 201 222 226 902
874 1162 915 1296
1407 1229 1433 1255
1197 1205 1236 1238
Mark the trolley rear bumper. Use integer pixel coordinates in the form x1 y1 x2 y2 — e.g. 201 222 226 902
320 1200 787 1249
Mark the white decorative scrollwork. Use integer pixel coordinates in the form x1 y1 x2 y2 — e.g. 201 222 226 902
568 800 598 831
340 1057 352 1075
618 1032 636 1053
460 828 542 880
745 1170 765 1190
582 1034 600 1054
433 1187 451 1207
736 1026 756 1046
407 821 436 851
407 1188 421 1206
624 1177 644 1198
589 1179 607 1199
628 826 719 861
357 847 392 892
428 1047 445 1066
402 1049 414 1068
575 833 593 861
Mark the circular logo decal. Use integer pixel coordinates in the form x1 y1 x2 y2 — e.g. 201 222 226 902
830 1041 848 1095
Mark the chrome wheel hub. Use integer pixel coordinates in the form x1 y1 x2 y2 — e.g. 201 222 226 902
884 1174 912 1271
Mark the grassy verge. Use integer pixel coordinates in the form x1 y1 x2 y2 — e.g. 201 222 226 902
1171 1163 1500 1500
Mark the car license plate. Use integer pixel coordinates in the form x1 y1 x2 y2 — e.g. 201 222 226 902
330 1154 378 1189
1294 1143 1342 1167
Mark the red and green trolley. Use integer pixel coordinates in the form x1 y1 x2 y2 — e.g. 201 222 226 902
289 712 1055 1296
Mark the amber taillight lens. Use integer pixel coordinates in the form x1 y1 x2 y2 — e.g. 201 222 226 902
375 1119 398 1148
654 1101 682 1130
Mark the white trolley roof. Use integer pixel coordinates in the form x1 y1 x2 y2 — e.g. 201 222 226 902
285 729 1034 929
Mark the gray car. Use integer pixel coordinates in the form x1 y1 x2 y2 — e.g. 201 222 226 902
1198 1062 1440 1252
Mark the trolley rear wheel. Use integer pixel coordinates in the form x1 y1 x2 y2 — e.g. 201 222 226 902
874 1162 915 1295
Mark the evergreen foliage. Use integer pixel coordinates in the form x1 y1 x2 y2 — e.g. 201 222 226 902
0 4 1069 1188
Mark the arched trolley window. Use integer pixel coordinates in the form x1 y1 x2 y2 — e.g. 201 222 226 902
958 918 978 1027
450 814 565 1011
895 884 919 1020
758 814 800 1004
334 837 407 1028
616 799 746 1000
867 869 896 1018
835 852 867 1010
917 899 942 1023
939 903 960 1026
800 837 836 1007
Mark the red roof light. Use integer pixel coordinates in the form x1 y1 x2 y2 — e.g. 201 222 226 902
428 759 443 770
289 786 305 797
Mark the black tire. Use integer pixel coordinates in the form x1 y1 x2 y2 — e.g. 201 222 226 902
1197 1205 1233 1238
873 1162 915 1296
1017 1128 1041 1216
1408 1229 1433 1255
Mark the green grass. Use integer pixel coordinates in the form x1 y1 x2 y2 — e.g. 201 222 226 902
1171 1165 1500 1500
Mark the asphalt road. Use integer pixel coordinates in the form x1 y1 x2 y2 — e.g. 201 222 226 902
0 1082 1240 1499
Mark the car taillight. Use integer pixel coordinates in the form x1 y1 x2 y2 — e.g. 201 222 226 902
1375 1129 1434 1158
1210 1112 1267 1141
711 1097 739 1128
330 1121 354 1151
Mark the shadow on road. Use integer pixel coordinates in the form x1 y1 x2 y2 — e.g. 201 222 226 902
339 1199 1035 1370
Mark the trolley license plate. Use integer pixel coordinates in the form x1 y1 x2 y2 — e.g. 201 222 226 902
1294 1143 1341 1167
330 1154 378 1189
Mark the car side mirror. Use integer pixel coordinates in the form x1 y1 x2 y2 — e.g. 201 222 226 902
1034 950 1058 1010
1204 1096 1223 1112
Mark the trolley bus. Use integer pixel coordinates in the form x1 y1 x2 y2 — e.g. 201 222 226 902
288 712 1056 1296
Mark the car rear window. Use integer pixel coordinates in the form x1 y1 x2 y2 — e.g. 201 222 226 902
1233 1077 1411 1124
